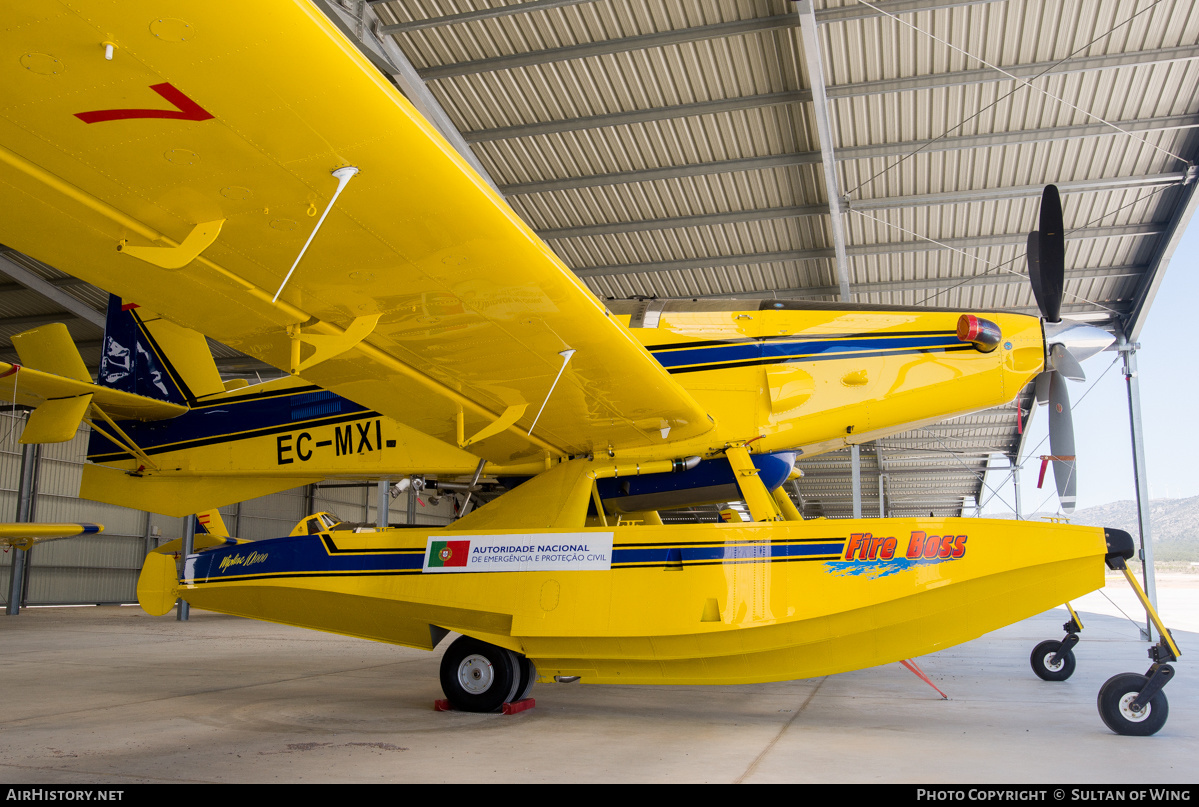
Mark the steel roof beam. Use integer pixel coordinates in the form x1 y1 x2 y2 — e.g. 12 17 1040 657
679 264 1143 299
572 224 1160 276
504 156 1185 199
0 313 83 330
848 174 1186 210
532 165 1191 238
538 205 829 240
501 154 820 195
834 44 1199 99
0 253 104 329
418 15 801 80
465 51 1199 142
801 469 986 479
0 276 93 298
375 0 598 33
416 1 1007 80
464 91 810 143
1124 177 1199 340
846 224 1160 255
381 0 995 36
880 449 1014 458
840 114 1199 162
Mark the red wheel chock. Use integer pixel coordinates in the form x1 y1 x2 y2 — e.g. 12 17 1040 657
434 698 536 714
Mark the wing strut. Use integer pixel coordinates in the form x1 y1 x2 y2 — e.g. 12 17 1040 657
273 166 359 302
528 349 575 437
85 407 159 471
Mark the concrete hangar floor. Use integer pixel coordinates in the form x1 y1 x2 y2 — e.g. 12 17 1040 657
0 586 1194 785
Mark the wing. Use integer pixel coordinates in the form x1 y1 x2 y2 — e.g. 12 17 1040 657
0 523 102 550
0 1 713 465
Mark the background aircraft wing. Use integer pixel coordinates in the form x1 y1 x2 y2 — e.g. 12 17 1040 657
0 1 713 465
0 523 102 550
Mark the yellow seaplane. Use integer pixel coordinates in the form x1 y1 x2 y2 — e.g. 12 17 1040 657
0 0 1179 734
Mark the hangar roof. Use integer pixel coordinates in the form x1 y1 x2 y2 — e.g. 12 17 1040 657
3 0 1197 518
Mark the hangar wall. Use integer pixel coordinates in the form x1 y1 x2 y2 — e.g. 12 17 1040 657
0 416 457 607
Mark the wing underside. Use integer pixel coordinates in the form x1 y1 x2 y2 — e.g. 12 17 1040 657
0 0 713 464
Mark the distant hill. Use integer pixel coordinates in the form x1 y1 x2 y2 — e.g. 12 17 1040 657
1066 495 1199 561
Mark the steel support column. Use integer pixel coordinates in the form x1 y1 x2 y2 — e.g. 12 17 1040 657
1012 462 1022 520
1119 339 1158 641
377 480 390 530
142 510 154 559
176 514 195 622
851 444 862 518
876 443 886 517
6 441 39 615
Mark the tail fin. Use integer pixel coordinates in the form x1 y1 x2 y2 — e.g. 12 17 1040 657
196 509 229 538
98 295 225 405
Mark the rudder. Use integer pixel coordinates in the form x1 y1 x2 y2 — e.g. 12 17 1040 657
97 295 225 406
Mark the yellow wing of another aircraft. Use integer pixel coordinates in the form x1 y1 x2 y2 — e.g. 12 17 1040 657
0 0 712 466
0 523 102 551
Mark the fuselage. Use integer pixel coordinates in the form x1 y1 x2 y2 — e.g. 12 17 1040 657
83 298 1045 516
90 300 1044 468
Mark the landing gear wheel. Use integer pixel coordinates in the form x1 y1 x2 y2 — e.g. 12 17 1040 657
1031 639 1076 681
1097 673 1169 736
439 636 521 713
514 655 537 702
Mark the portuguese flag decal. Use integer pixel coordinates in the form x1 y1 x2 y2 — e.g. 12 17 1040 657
427 539 470 568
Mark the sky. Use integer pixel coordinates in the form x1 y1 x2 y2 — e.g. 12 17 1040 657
981 216 1199 515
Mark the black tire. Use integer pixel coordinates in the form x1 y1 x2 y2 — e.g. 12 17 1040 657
1097 673 1169 736
1030 639 1076 682
514 655 537 702
439 636 521 713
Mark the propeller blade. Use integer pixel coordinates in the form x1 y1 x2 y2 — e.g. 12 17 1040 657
1049 343 1086 382
1027 185 1065 322
1026 231 1044 316
1034 370 1050 405
1048 372 1077 514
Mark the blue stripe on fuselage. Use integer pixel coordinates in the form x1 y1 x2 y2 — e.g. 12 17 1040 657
184 533 847 583
87 386 373 461
651 333 962 369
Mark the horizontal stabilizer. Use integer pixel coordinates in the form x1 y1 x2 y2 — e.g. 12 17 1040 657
12 323 90 382
136 551 179 616
0 361 186 423
21 394 92 444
